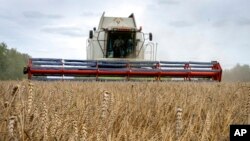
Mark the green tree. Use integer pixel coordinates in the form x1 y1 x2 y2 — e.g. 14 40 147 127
223 64 250 82
0 43 8 79
0 42 30 80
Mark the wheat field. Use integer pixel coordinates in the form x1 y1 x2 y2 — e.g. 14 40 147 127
0 81 249 141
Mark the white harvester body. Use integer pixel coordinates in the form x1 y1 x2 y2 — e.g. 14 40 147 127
87 12 155 61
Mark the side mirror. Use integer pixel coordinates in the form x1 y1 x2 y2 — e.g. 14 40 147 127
89 30 93 39
149 33 153 41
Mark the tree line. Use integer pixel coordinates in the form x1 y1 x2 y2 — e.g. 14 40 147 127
222 64 250 82
0 42 30 80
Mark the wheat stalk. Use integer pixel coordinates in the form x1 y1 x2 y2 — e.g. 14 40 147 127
83 106 90 126
205 112 211 131
73 119 79 140
201 112 211 141
67 90 73 109
80 123 87 141
8 116 17 138
51 110 61 138
80 105 89 141
96 123 102 141
27 82 34 114
176 107 183 141
97 90 112 141
100 90 111 119
248 87 250 124
9 85 19 115
33 103 39 119
41 102 48 141
107 93 116 140
12 85 19 96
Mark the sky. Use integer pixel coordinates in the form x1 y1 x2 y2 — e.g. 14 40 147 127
0 0 250 69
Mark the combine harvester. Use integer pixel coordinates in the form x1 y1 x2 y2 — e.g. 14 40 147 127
23 12 222 81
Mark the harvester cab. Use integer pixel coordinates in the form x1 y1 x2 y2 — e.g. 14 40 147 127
87 12 153 60
23 12 222 81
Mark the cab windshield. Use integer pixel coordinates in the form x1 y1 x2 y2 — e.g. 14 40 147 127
106 31 136 58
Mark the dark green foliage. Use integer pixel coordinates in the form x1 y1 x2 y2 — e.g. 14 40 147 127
0 42 30 80
223 64 250 82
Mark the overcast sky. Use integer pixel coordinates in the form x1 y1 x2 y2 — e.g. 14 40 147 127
1 0 249 69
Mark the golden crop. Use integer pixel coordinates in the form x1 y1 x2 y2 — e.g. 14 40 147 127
0 81 249 141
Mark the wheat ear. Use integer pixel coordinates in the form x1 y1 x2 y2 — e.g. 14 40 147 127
97 90 111 141
73 119 79 140
176 107 183 141
41 102 48 141
80 123 87 141
201 112 211 141
8 116 17 138
51 110 61 138
101 90 111 119
27 82 34 114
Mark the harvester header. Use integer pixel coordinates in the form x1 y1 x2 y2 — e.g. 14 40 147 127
23 12 222 81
